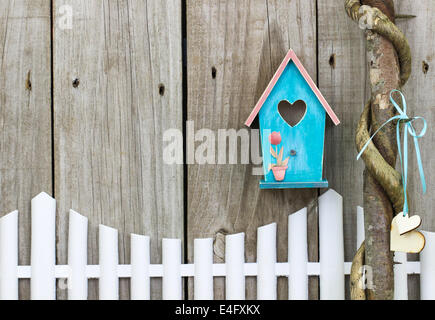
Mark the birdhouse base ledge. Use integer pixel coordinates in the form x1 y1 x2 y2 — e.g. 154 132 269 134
259 180 328 189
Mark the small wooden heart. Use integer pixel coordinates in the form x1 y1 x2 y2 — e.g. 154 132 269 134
395 212 422 235
278 100 307 127
390 215 425 253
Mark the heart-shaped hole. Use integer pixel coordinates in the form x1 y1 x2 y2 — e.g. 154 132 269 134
278 99 307 127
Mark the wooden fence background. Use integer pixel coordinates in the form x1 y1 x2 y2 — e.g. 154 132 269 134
0 0 433 300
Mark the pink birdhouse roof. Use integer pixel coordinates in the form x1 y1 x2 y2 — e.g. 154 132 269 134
245 49 340 127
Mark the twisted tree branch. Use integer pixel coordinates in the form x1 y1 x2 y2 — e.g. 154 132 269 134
345 0 412 86
350 242 366 300
356 101 404 213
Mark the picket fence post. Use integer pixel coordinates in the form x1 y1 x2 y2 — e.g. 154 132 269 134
194 238 214 300
130 234 150 300
0 210 18 300
257 223 277 300
225 233 245 300
68 210 88 300
99 225 119 300
31 192 56 300
394 252 408 300
288 207 308 300
162 239 182 300
420 231 435 300
319 189 344 300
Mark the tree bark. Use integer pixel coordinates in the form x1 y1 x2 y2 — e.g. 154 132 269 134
365 31 401 301
362 0 400 300
361 0 395 22
350 243 366 300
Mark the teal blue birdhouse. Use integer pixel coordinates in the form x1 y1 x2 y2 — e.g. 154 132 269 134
245 49 340 189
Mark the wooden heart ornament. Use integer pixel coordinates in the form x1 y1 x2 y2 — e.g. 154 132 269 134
395 212 422 235
278 100 307 127
391 215 425 253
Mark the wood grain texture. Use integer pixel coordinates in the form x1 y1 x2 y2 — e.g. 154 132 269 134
187 0 318 300
53 0 183 299
0 0 52 300
317 1 367 297
395 0 435 300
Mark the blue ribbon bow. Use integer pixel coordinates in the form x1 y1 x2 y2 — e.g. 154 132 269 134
357 90 427 216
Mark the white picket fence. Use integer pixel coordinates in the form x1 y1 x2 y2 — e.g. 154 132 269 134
0 189 434 300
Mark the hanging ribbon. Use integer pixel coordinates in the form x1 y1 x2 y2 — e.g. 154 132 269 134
357 90 427 217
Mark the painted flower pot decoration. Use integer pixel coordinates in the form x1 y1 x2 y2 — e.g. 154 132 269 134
271 166 288 181
268 132 289 181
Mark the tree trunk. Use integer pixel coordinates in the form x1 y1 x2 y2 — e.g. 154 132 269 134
362 0 400 300
360 0 400 300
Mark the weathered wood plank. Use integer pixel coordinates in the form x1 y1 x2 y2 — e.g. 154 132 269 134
187 0 318 300
0 0 52 300
317 0 367 298
395 0 435 300
53 0 183 299
266 1 320 299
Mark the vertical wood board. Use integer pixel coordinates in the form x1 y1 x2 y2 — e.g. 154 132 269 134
187 0 318 300
317 0 367 282
395 0 435 300
53 0 183 299
0 0 52 300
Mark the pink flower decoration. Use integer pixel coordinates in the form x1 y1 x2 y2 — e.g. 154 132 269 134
269 132 282 145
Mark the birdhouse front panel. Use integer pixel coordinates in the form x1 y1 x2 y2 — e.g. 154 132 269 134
259 60 326 188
